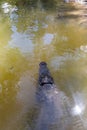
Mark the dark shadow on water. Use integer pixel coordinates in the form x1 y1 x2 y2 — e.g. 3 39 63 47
0 0 78 11
57 14 81 19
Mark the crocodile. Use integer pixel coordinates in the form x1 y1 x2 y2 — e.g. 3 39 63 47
35 62 85 130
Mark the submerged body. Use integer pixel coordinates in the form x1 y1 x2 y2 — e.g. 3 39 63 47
35 62 71 130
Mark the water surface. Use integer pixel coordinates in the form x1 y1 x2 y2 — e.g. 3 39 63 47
0 1 87 130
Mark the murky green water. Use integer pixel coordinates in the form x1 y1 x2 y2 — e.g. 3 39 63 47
0 1 87 130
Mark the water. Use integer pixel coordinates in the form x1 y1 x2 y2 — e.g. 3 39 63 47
0 1 87 130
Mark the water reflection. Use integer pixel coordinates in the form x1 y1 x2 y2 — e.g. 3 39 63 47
50 50 82 70
80 45 87 53
1 2 18 14
0 1 87 130
43 33 54 45
9 26 34 53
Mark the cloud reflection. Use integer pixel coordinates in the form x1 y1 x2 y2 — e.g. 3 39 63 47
50 51 81 70
43 33 54 45
9 26 34 53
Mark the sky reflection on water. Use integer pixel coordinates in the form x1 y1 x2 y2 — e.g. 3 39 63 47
0 1 87 130
9 26 34 53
